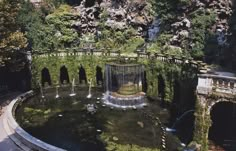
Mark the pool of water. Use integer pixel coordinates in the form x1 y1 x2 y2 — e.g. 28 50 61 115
15 87 182 151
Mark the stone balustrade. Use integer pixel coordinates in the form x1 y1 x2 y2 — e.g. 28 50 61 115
33 50 204 69
197 74 236 95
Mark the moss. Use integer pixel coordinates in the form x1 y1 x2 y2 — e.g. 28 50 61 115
193 97 211 151
33 54 197 107
32 54 107 87
100 133 160 151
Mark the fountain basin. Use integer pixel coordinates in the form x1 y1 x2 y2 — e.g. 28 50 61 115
4 91 65 151
11 87 182 151
103 91 147 108
104 63 146 108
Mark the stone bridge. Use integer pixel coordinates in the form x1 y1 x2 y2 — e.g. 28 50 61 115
195 71 236 150
197 72 236 114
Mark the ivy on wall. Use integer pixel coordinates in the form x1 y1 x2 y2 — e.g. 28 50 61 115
138 58 196 104
33 55 198 107
193 96 212 151
32 54 107 88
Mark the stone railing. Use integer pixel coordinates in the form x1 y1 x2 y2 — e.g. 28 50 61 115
33 50 120 58
32 50 205 69
197 74 236 95
5 91 66 151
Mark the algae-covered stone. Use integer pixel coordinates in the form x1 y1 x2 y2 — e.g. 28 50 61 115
112 136 119 141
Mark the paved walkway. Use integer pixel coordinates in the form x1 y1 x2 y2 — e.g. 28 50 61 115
0 92 22 151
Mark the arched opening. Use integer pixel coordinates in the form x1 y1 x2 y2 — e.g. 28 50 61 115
209 101 236 151
158 74 165 104
41 67 52 87
78 65 87 84
60 66 70 84
96 66 103 85
142 71 147 93
173 79 181 103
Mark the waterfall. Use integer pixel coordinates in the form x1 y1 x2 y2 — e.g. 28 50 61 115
148 17 161 41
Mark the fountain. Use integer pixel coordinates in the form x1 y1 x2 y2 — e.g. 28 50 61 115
39 82 45 98
87 79 92 98
166 110 195 132
69 78 76 96
103 63 147 108
55 86 60 99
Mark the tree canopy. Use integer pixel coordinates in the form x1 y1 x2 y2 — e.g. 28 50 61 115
0 0 28 69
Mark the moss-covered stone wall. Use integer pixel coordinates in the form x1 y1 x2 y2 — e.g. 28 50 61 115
138 58 197 103
192 95 211 151
32 54 198 106
32 54 109 88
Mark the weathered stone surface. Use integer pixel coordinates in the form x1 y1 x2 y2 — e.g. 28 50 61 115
68 0 153 34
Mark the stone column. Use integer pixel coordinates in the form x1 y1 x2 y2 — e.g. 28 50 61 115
193 94 212 151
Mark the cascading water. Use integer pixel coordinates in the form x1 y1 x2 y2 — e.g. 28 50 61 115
55 86 59 98
39 82 45 98
69 78 76 96
148 17 161 41
87 79 92 98
103 63 147 108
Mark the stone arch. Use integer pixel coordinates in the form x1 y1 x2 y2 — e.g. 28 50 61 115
158 74 165 102
78 65 87 84
60 65 70 84
41 67 52 87
208 98 236 115
142 71 147 93
208 101 236 150
96 66 103 85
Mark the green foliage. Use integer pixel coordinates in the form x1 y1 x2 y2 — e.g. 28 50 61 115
18 3 80 52
45 4 80 49
97 27 144 54
0 0 28 69
190 10 216 59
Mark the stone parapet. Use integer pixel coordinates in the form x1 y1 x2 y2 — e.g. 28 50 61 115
197 74 236 95
5 91 66 151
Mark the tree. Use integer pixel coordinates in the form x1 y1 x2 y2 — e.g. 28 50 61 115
0 0 28 69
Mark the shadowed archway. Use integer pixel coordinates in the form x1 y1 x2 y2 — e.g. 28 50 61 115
96 66 103 85
41 67 52 87
158 74 165 104
142 71 147 93
60 66 70 84
78 65 87 84
209 101 236 151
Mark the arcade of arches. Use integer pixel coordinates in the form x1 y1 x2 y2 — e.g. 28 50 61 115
33 55 236 150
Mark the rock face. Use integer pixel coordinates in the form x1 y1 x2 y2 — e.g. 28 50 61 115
167 0 233 49
67 0 153 36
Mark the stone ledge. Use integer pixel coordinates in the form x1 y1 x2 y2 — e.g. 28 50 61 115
5 91 66 151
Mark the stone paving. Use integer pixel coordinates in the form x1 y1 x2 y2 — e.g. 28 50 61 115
0 92 22 151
